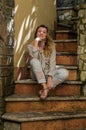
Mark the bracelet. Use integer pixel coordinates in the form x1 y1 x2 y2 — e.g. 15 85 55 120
35 37 40 41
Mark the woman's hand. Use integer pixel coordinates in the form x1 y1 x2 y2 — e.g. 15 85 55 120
33 37 41 48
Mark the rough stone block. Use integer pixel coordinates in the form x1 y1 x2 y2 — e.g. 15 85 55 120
83 85 86 96
4 122 20 130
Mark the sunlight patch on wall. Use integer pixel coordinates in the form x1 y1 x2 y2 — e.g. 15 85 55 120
54 0 56 5
17 71 22 80
14 4 38 67
31 6 37 14
17 50 25 67
25 15 30 30
15 18 26 53
14 4 19 15
15 14 37 54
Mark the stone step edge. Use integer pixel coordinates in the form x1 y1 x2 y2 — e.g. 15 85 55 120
57 22 71 28
2 111 86 122
54 39 77 43
15 79 82 85
27 65 78 69
55 30 77 33
57 6 74 11
5 94 86 102
56 52 77 55
71 17 79 21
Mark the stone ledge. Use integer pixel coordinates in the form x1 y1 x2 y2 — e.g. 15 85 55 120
55 30 77 33
27 65 78 69
2 111 86 122
5 94 86 102
54 39 77 42
15 79 82 85
56 52 77 55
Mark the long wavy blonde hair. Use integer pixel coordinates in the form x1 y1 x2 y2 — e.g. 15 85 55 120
34 25 55 57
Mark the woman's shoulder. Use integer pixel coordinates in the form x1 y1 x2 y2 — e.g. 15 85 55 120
27 43 33 47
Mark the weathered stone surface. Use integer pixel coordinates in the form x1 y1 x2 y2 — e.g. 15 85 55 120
80 54 86 61
78 59 84 70
6 35 14 46
82 18 86 24
0 119 4 130
78 5 86 92
83 62 86 70
0 75 14 96
4 0 15 8
80 34 86 45
78 46 85 54
0 97 5 108
0 3 2 10
2 111 86 130
0 12 8 43
0 0 14 129
0 79 2 96
0 77 14 96
79 24 84 30
4 7 13 17
0 47 13 55
82 30 86 34
0 55 13 66
4 122 20 130
79 10 85 18
80 71 86 81
0 66 13 77
83 85 86 96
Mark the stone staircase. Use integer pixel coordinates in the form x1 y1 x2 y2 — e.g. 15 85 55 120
2 25 86 130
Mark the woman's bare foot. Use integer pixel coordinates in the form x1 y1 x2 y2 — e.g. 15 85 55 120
40 88 49 100
39 89 43 96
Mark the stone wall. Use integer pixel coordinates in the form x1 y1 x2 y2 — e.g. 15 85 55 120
0 0 14 129
77 4 86 95
56 0 78 29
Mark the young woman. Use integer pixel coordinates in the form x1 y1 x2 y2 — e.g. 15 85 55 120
27 25 69 99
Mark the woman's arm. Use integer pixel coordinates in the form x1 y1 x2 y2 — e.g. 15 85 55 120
48 49 56 77
27 38 41 59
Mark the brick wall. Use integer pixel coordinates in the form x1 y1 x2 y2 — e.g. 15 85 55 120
0 0 14 129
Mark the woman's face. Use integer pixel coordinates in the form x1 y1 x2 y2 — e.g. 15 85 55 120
36 27 47 40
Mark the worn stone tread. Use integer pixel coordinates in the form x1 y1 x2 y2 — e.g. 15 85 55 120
55 30 77 33
15 79 82 85
57 22 71 28
62 65 77 69
27 65 78 69
5 94 86 102
57 6 74 11
2 111 86 122
54 39 77 42
56 52 77 55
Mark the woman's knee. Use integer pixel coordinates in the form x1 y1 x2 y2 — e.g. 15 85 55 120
30 58 40 66
57 68 69 81
61 68 69 80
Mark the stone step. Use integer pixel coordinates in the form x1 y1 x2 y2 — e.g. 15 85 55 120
56 52 77 65
55 30 77 40
2 111 86 130
54 39 77 52
57 6 74 10
5 95 86 113
63 66 78 81
55 22 72 30
15 79 82 96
